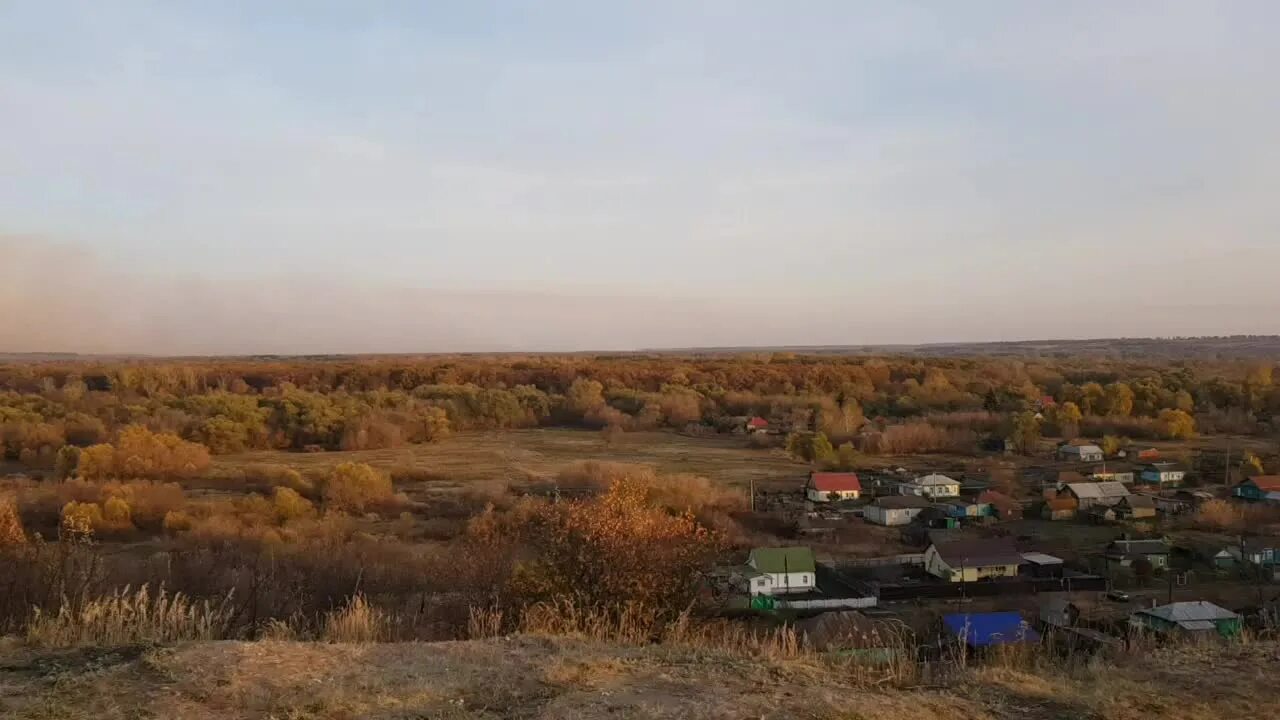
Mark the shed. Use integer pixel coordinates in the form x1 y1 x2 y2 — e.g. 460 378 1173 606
796 611 905 660
943 612 1040 648
1116 494 1157 520
1022 552 1066 578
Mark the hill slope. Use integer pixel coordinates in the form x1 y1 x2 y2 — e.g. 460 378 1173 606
1 636 1277 719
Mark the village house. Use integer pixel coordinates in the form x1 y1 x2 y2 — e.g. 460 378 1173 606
944 612 1040 648
863 495 932 526
1041 495 1078 520
1226 538 1278 566
1233 475 1280 502
1138 461 1187 487
897 473 961 498
1105 538 1170 569
1129 601 1241 639
1061 481 1130 510
1089 465 1136 484
1058 442 1104 463
1115 493 1157 520
1138 491 1195 514
939 498 990 520
978 490 1023 520
746 547 816 596
1083 504 1118 523
804 472 862 503
924 538 1024 582
1176 541 1236 570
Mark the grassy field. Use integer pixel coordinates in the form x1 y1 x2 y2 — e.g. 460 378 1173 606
211 428 811 491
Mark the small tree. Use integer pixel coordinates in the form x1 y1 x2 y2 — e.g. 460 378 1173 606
53 445 81 480
1131 557 1154 586
1241 452 1265 478
1008 412 1042 455
0 496 26 546
811 432 837 466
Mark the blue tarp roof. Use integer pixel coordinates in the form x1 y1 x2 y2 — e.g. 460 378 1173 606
943 612 1040 646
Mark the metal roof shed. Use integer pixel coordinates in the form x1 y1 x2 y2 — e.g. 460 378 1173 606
943 612 1041 647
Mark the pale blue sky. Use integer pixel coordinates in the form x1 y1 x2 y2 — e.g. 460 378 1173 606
2 2 1278 353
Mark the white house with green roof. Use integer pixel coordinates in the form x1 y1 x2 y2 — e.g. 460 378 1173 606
746 547 816 596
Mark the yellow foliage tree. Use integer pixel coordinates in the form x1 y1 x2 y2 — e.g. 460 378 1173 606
1157 409 1196 440
322 462 393 512
60 501 102 541
101 496 134 531
77 444 116 480
77 426 211 480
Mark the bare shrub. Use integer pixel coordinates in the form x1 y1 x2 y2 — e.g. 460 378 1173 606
1191 499 1244 532
860 422 977 455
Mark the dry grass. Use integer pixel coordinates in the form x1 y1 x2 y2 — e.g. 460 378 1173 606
321 593 391 643
4 635 1277 720
24 585 233 648
213 428 807 492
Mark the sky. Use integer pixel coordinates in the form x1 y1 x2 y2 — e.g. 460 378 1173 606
2 1 1278 354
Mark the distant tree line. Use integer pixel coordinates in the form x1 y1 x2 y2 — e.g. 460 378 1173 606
0 355 1276 466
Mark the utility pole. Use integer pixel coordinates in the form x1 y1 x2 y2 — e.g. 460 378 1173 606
1224 439 1232 486
749 478 755 512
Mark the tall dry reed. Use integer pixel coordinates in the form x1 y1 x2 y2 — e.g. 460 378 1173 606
322 593 391 643
25 584 233 647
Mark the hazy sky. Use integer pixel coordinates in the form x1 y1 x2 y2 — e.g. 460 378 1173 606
3 1 1278 353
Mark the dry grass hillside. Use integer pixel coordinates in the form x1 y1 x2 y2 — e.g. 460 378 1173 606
2 636 1277 720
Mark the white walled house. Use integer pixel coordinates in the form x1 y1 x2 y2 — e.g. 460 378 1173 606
1139 462 1187 487
898 473 961 499
864 496 933 526
804 472 862 502
746 547 817 596
1058 444 1105 463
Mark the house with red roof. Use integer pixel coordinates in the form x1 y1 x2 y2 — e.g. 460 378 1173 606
746 416 770 433
1234 475 1280 502
804 472 862 502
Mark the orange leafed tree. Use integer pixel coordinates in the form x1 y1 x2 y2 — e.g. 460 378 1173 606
0 496 26 546
509 477 723 614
